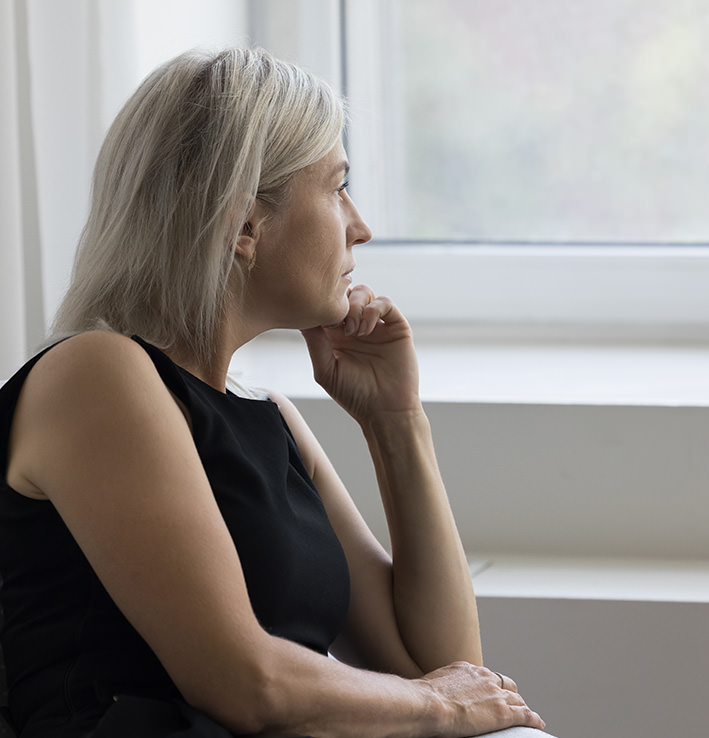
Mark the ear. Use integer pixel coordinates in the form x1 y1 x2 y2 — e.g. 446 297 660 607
232 199 268 262
234 221 256 263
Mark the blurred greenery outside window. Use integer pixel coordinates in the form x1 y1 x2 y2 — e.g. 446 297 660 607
346 0 709 246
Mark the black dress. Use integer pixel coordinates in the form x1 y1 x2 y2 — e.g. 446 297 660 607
0 337 350 737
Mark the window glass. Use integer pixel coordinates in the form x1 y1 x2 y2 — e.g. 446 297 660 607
346 0 709 244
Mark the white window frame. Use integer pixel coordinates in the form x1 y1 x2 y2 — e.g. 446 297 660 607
255 0 709 341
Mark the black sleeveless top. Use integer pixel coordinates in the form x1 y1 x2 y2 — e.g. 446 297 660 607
0 337 350 737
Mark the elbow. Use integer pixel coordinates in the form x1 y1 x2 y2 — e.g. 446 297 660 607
182 658 288 735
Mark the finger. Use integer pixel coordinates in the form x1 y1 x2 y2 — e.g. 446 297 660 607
347 283 376 304
489 669 518 693
343 284 376 336
343 285 410 337
512 706 546 731
502 689 545 730
346 284 376 317
358 296 396 335
499 673 518 693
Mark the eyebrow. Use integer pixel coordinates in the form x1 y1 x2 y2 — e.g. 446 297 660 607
332 161 350 179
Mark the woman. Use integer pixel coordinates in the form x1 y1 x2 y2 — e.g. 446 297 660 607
0 48 549 737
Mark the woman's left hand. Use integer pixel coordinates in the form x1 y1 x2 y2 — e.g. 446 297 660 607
301 284 421 423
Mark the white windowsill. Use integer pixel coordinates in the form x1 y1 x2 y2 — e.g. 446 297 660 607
468 556 709 603
231 329 709 407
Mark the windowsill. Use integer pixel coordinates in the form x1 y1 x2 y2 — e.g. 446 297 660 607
231 327 709 407
247 331 709 562
468 556 709 603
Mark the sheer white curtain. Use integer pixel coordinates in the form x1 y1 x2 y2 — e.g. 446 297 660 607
1 0 37 377
0 0 250 378
0 0 135 376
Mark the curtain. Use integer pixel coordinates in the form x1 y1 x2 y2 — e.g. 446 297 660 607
0 0 118 377
1 0 35 377
0 0 251 379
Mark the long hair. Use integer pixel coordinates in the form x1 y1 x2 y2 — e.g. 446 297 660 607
51 47 344 363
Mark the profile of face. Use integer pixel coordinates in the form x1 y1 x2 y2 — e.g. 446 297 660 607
243 140 373 331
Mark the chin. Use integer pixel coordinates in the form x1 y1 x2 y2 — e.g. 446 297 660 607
331 300 350 326
297 295 349 331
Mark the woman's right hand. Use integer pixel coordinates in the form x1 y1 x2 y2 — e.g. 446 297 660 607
417 662 546 736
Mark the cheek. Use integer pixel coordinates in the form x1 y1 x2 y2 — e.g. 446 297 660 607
308 239 342 282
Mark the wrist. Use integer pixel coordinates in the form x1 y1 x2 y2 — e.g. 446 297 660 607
412 677 454 738
358 404 428 440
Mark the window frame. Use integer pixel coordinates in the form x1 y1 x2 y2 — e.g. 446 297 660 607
352 243 709 338
255 0 709 340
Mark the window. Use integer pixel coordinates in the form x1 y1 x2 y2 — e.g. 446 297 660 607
346 0 709 244
339 0 709 334
28 0 709 341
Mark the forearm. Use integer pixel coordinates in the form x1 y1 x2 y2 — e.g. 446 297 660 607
196 631 545 738
194 632 444 738
361 407 483 670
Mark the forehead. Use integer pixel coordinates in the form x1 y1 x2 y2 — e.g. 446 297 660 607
300 140 348 183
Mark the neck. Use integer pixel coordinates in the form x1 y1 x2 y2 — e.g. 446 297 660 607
164 310 267 393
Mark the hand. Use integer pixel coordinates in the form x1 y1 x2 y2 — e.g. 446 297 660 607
418 662 546 737
301 285 421 423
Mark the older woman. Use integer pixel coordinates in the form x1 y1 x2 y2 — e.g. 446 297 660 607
0 48 548 738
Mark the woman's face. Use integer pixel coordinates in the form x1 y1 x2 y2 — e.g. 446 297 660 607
247 140 372 330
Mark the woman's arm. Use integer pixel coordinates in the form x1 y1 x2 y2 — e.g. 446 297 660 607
7 330 543 737
299 285 481 673
271 390 480 677
363 407 482 669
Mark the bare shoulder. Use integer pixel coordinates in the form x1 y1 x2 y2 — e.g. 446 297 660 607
20 331 176 424
28 331 157 396
7 331 184 499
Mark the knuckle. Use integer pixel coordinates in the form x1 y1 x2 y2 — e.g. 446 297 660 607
456 660 478 673
351 283 374 298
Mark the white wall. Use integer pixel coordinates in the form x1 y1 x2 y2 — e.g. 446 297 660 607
478 597 707 738
293 395 709 738
295 398 708 559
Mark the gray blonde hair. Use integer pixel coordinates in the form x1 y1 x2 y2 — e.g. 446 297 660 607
51 47 345 362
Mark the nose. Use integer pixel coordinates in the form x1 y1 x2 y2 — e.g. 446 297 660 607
345 194 373 246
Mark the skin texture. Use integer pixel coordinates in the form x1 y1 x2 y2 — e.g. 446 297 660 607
5 141 546 737
241 142 364 333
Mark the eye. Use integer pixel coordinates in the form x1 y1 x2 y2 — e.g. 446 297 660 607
337 179 350 194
